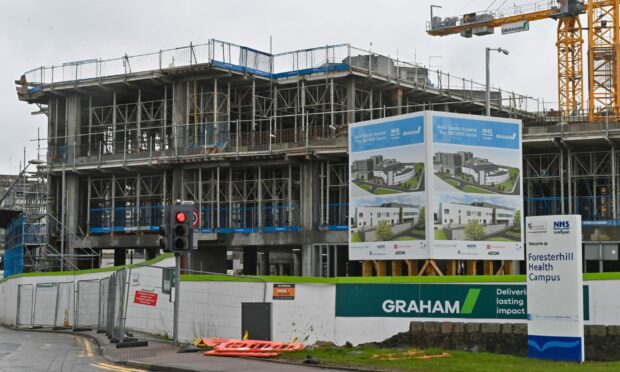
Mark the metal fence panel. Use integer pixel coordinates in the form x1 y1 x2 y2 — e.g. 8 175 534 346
99 277 110 331
54 282 74 328
16 284 34 327
33 282 58 327
76 279 100 328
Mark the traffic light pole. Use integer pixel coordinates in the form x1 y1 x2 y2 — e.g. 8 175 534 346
173 252 181 345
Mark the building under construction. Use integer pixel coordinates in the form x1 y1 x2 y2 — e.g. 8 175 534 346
14 38 615 277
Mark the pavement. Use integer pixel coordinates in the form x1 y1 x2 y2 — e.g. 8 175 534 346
0 325 351 372
0 325 130 372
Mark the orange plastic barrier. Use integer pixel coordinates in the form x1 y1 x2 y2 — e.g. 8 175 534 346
214 340 305 352
204 350 279 358
200 338 231 348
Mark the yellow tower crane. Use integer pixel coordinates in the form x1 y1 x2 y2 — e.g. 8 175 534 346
427 0 620 121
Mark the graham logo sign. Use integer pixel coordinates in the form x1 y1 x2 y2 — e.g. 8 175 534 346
335 284 589 320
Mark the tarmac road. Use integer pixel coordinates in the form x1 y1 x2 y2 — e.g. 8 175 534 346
0 325 145 372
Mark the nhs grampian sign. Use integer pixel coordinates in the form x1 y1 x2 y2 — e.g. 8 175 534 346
526 215 584 362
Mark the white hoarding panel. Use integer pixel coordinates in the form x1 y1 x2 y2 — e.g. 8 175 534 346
428 112 523 260
349 113 428 260
526 215 584 362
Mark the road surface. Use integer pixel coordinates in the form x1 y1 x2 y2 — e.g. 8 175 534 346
0 325 141 371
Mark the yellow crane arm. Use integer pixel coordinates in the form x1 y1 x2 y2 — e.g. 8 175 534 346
427 8 559 36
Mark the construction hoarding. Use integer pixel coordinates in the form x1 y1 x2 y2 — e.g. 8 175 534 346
349 111 524 260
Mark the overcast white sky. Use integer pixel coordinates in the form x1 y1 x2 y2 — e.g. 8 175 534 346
0 0 557 174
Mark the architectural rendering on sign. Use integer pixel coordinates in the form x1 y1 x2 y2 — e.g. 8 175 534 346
351 199 424 243
433 193 521 243
351 154 425 195
433 150 520 195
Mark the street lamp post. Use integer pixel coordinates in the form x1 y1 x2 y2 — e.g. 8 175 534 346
486 47 509 116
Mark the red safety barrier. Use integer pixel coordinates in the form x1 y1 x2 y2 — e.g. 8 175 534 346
204 350 279 358
200 338 230 348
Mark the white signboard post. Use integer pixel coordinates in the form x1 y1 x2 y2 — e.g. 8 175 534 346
526 215 584 362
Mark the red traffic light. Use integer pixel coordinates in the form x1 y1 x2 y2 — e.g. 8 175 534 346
175 211 187 223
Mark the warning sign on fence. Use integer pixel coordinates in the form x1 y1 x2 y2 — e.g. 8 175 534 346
134 290 158 306
272 284 295 300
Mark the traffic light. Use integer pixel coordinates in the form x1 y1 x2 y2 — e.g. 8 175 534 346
170 203 194 252
159 205 171 252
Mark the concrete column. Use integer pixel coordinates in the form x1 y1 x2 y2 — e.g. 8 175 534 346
65 95 82 262
393 87 403 116
172 80 187 154
243 246 258 275
300 161 318 276
171 167 183 201
146 249 158 260
346 77 356 124
258 251 270 275
114 249 126 266
292 250 301 276
301 244 314 277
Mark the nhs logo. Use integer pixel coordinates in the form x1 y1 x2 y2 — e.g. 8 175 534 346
553 220 570 235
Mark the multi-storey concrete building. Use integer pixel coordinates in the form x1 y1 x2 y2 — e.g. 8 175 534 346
15 39 536 277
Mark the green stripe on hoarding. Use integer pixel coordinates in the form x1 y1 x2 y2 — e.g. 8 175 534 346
461 288 481 314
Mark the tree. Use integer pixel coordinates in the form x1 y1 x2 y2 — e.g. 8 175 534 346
513 210 521 228
418 207 425 225
464 220 485 241
375 220 393 241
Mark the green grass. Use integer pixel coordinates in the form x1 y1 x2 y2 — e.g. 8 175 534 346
463 185 493 194
506 230 522 238
394 235 417 241
279 344 620 372
375 188 399 195
434 229 448 240
0 253 175 283
351 231 362 242
401 164 425 191
413 229 426 235
358 183 373 192
445 178 460 187
488 237 513 242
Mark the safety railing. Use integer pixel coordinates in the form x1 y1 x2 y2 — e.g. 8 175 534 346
525 195 619 225
23 39 539 115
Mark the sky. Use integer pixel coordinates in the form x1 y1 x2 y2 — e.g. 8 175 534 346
0 0 558 174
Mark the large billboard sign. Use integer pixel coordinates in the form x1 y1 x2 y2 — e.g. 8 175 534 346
348 111 523 261
429 112 524 260
336 283 589 320
526 215 585 362
349 114 428 260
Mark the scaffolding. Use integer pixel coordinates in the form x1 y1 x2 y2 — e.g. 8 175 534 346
0 159 99 276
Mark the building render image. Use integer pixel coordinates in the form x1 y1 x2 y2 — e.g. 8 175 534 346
353 203 420 229
435 151 510 186
352 155 415 186
437 201 515 227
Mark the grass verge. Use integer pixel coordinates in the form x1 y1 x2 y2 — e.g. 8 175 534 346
279 344 620 372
